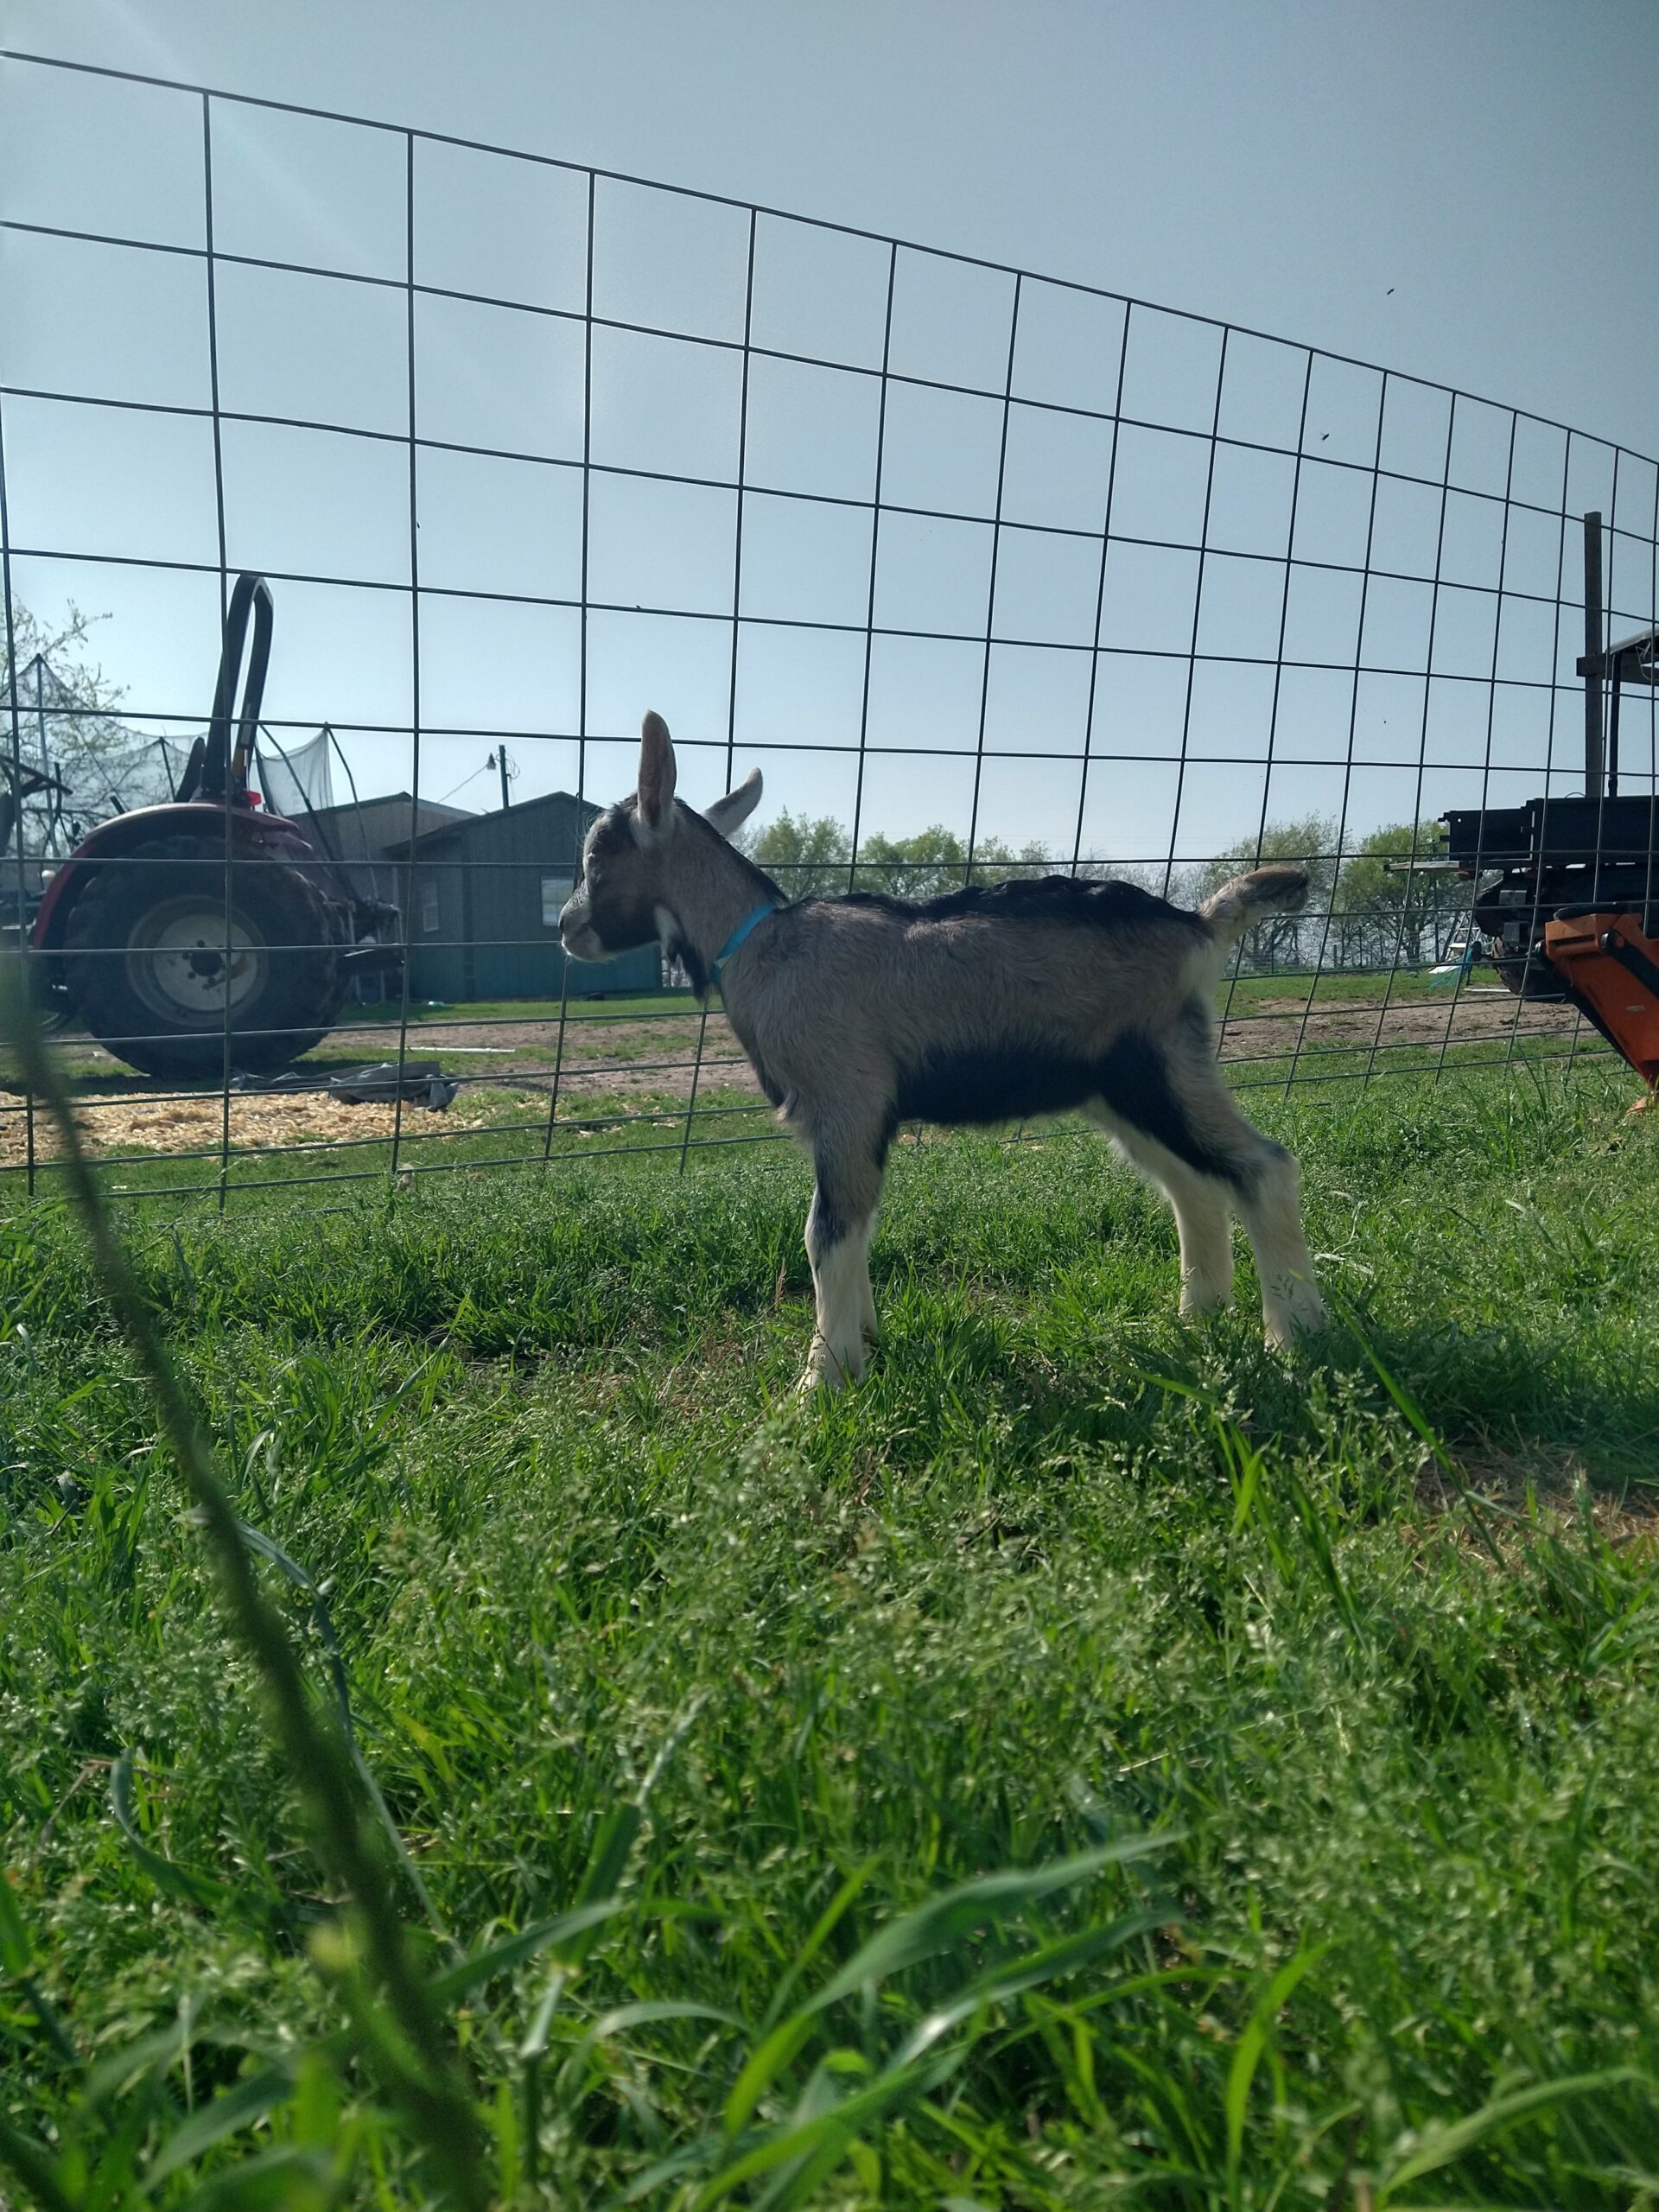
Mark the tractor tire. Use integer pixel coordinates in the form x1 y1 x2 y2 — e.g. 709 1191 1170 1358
62 836 348 1077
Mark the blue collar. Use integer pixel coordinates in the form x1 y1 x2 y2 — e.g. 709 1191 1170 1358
709 903 777 987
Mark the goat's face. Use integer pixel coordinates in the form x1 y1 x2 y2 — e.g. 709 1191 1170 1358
558 712 761 961
557 797 661 961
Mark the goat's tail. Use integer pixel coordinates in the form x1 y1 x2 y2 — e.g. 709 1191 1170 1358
1199 863 1311 949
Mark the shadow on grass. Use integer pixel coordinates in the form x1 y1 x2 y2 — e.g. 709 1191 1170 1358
841 1283 1659 1508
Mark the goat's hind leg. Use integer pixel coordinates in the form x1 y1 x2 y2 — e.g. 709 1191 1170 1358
1090 1112 1236 1319
1233 1133 1325 1349
1154 1152 1236 1319
1174 1066 1325 1349
1093 1042 1324 1350
800 1128 885 1393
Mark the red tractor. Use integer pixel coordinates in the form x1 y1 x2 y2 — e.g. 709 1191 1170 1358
27 575 401 1078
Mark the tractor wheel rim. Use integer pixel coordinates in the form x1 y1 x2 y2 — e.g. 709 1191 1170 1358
125 899 269 1025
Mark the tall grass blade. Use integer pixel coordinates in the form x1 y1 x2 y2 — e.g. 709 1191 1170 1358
232 1518 453 1950
0 1869 32 1975
1377 2065 1653 2196
0 2109 80 2212
809 1839 1171 2014
1225 1944 1328 2206
141 2066 296 2189
896 1907 1167 2063
0 967 486 2212
429 1900 626 2006
0 1872 77 2066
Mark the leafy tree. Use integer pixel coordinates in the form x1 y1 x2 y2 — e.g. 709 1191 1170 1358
737 810 854 899
0 601 159 861
734 808 1468 988
1196 814 1338 972
740 817 1053 899
852 826 1050 896
1332 819 1462 969
4 605 99 861
1088 855 1204 903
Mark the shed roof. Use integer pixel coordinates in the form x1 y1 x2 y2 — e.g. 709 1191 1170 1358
384 788 596 859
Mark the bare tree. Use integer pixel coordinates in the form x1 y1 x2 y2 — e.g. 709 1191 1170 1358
2 601 149 859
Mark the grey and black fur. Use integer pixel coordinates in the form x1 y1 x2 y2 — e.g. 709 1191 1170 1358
562 714 1326 1390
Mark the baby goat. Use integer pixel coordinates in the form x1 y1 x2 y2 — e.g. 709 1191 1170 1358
561 714 1325 1390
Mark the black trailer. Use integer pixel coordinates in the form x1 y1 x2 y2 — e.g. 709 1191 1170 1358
1443 513 1659 1000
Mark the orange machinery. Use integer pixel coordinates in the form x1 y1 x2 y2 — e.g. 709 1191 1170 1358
1541 911 1659 1093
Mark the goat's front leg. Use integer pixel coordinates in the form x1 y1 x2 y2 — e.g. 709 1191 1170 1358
800 1133 885 1393
855 1211 879 1344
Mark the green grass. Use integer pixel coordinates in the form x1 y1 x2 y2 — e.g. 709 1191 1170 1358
370 972 1452 1027
1222 965 1447 1009
3 1065 1659 2206
401 990 696 1026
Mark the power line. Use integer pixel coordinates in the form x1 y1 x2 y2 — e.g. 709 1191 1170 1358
436 760 493 805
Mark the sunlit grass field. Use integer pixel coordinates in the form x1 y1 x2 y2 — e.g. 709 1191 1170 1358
3 1064 1658 2206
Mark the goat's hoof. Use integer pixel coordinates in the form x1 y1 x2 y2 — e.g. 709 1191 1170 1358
796 1365 849 1398
1263 1286 1326 1351
798 1340 865 1395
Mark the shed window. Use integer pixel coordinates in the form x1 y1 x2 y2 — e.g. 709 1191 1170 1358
419 880 440 934
541 874 573 928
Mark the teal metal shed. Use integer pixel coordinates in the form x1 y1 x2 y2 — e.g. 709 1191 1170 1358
391 791 662 1002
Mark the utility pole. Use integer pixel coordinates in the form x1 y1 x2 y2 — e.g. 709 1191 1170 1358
1583 511 1604 799
488 747 511 810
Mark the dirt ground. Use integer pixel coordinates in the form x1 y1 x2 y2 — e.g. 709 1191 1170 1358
0 987 1592 1168
1217 986 1580 1070
360 988 1585 1097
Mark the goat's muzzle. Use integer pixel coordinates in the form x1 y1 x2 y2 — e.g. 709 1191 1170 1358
557 892 603 963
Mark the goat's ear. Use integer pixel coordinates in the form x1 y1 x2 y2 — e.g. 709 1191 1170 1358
636 711 677 837
702 766 763 841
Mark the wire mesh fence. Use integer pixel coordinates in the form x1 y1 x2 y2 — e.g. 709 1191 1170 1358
3 48 1657 1211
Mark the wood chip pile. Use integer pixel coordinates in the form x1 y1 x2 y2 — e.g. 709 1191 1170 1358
0 1089 519 1166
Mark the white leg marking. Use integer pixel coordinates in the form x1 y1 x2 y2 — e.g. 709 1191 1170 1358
802 1227 872 1392
1167 1169 1236 1318
1237 1149 1325 1348
856 1211 879 1343
1089 1108 1236 1319
1090 1103 1321 1347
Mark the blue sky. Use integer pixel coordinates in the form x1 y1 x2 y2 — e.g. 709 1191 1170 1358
3 0 1656 869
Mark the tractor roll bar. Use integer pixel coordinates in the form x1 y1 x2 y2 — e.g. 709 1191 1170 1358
182 574 273 804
